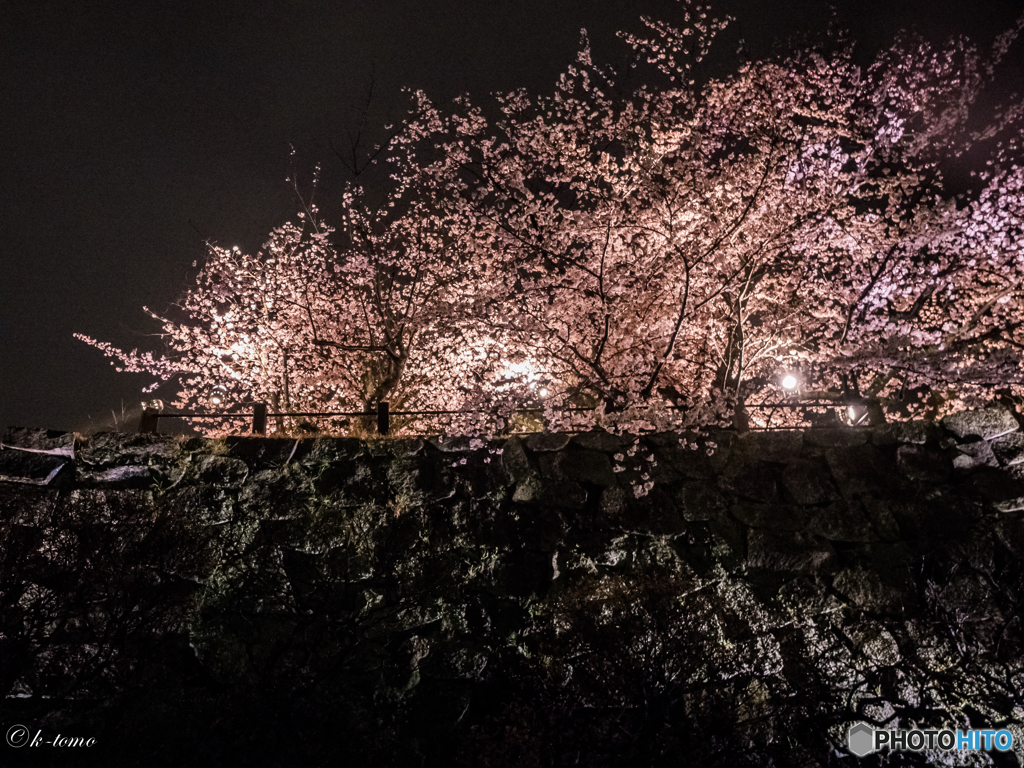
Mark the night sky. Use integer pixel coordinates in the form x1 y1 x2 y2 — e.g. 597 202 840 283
2 0 1022 434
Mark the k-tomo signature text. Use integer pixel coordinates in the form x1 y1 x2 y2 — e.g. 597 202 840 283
6 724 96 748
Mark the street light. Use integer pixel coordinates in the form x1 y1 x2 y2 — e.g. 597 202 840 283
846 404 868 426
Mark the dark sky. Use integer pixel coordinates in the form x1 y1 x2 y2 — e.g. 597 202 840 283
2 0 1022 433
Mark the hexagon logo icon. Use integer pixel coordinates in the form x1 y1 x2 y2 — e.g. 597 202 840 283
848 722 875 757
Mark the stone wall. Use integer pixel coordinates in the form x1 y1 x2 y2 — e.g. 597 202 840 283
2 410 1024 766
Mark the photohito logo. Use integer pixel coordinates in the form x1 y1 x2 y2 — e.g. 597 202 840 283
847 722 1014 756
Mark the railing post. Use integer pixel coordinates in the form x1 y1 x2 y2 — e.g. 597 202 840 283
138 408 160 434
377 401 390 435
252 403 268 435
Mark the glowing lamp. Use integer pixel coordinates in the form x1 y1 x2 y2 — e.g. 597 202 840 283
781 374 798 390
846 405 868 426
210 385 228 406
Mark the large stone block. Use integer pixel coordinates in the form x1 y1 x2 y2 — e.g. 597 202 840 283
207 546 296 614
990 432 1024 467
500 437 533 484
952 439 999 472
600 486 685 535
469 499 567 551
871 421 941 446
777 576 846 619
718 460 780 503
677 483 728 521
0 450 70 486
387 455 460 504
239 468 314 517
730 502 806 530
970 466 1024 510
77 464 154 488
705 431 736 473
646 441 714 481
231 435 323 467
781 459 840 505
0 485 59 525
539 449 616 487
746 529 836 573
831 565 905 613
58 489 156 524
935 574 1000 622
146 523 225 582
422 645 490 680
492 548 556 596
523 433 571 452
428 435 482 453
886 493 977 540
78 432 180 467
512 476 586 509
849 622 901 666
455 452 514 500
804 500 876 542
709 515 746 566
895 444 951 483
824 444 902 498
942 408 1019 440
323 543 376 582
163 485 234 525
731 431 803 463
993 514 1024 557
571 431 631 452
803 428 868 448
859 498 902 541
196 455 250 487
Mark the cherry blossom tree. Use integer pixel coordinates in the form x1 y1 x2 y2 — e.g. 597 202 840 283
75 183 509 434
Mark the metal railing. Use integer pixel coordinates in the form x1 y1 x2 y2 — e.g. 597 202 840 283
138 398 861 436
140 402 393 435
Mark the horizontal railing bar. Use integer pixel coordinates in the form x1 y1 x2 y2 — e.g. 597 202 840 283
153 412 254 418
154 402 843 419
141 396 857 439
154 408 578 419
259 412 369 417
155 411 369 419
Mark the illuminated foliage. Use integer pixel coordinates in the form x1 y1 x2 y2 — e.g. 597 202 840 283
78 2 1024 434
